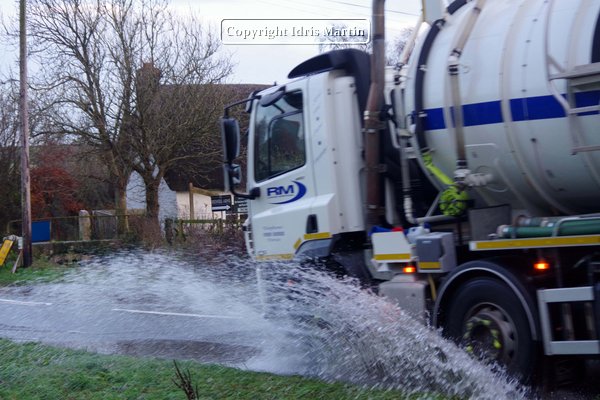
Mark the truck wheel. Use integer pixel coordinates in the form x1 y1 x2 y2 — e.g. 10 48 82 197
444 277 536 379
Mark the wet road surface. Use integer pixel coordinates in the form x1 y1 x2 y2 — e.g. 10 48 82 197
0 250 274 368
0 250 597 399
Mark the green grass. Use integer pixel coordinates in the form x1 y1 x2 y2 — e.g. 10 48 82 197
0 255 71 286
0 339 418 400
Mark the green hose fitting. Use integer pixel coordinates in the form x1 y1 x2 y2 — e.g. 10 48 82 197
422 152 470 217
439 186 469 217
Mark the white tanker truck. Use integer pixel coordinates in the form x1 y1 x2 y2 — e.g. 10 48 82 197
221 0 600 381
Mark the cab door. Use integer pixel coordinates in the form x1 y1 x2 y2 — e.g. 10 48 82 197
247 84 315 260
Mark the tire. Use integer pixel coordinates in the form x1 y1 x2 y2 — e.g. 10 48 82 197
444 277 537 379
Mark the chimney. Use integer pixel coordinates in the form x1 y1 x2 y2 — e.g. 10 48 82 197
136 62 161 111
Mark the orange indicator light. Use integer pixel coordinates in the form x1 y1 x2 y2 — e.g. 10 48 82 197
403 265 416 274
534 261 550 271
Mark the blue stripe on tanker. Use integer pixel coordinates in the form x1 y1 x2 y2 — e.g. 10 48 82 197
422 90 600 131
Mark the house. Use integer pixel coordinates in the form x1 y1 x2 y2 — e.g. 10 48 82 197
126 170 222 220
126 81 269 220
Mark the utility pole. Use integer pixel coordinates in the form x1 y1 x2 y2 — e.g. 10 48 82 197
19 0 32 268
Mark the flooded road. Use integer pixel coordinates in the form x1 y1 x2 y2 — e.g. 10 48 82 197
0 250 271 367
0 249 591 399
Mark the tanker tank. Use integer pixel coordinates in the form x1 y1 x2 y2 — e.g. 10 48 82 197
403 0 600 217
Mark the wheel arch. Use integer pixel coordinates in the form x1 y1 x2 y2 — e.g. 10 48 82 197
433 258 540 341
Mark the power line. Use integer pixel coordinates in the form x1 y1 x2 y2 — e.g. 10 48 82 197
249 0 416 39
292 0 367 18
320 0 420 17
255 0 327 18
254 0 417 32
293 0 416 24
256 0 419 21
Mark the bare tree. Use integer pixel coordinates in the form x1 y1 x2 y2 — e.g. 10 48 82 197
318 23 370 53
26 0 233 229
26 0 134 227
127 4 233 226
0 81 22 232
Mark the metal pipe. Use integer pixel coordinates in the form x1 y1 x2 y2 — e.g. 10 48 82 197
516 214 600 227
447 0 485 173
498 220 600 238
551 217 600 237
398 14 424 68
364 0 386 228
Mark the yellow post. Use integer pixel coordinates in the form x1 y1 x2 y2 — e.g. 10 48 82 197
0 240 14 266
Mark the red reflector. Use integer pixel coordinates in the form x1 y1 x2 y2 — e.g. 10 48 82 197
534 261 550 271
403 265 416 274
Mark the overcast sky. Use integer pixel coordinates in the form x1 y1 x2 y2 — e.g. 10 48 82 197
0 0 423 84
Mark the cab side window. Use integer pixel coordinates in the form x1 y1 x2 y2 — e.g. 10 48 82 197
254 91 305 182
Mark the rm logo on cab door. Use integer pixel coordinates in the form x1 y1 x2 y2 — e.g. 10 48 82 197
267 180 307 204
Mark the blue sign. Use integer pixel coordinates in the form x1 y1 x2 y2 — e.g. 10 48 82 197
32 221 51 243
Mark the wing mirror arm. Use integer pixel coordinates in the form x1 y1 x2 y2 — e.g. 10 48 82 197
225 163 260 200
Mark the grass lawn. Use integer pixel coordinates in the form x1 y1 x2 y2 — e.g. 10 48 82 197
0 254 72 286
0 339 422 400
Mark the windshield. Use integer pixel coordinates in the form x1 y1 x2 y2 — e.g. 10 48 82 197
254 91 305 182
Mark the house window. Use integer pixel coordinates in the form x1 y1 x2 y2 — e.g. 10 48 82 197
254 91 305 182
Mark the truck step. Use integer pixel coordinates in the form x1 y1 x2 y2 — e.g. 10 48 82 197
537 286 600 356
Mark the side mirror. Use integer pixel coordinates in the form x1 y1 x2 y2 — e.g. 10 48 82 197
220 101 260 201
220 117 240 163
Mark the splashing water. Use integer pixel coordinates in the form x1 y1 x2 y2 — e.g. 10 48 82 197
248 261 529 400
0 249 530 399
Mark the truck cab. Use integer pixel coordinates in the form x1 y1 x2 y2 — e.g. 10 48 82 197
224 50 376 263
